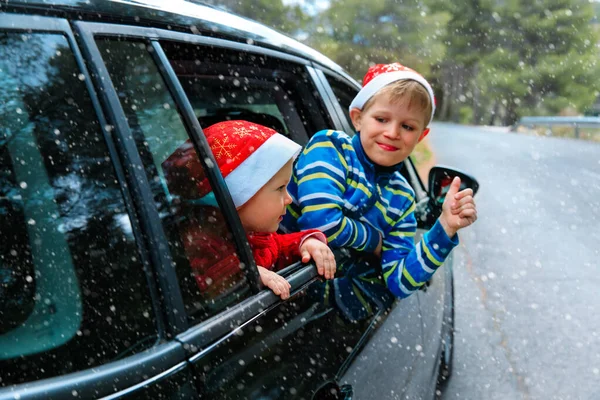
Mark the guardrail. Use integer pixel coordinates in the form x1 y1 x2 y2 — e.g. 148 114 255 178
513 116 600 138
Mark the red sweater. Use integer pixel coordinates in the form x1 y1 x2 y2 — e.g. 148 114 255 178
177 211 324 296
247 229 325 271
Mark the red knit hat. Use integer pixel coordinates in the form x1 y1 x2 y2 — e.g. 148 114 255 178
162 120 301 208
349 63 436 124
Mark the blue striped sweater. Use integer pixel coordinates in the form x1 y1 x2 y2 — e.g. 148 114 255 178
281 130 458 298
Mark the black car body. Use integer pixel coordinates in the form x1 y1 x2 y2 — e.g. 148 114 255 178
0 1 467 399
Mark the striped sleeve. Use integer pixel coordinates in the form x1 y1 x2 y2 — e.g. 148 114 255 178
293 130 380 252
382 212 458 299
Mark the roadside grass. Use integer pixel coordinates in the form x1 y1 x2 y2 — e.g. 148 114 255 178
411 137 436 189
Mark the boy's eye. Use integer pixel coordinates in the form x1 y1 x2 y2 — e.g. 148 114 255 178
277 185 286 191
375 117 386 123
403 124 415 131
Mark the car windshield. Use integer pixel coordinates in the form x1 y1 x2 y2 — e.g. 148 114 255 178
212 1 600 399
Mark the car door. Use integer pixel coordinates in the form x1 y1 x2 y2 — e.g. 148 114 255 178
0 13 196 400
77 21 389 399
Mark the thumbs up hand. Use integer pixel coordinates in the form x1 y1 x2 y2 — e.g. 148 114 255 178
439 177 477 238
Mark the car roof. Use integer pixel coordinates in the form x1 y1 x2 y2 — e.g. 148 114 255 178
2 0 355 82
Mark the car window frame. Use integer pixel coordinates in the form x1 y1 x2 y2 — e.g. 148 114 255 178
74 21 195 335
73 21 333 334
0 12 196 400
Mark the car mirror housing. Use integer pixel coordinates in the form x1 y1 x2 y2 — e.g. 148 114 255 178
417 166 480 228
428 165 480 206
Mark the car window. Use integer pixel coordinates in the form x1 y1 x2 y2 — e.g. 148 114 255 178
96 39 256 325
324 73 359 131
160 40 332 144
0 32 157 386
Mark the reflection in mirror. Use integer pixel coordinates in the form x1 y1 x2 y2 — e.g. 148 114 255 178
428 166 479 208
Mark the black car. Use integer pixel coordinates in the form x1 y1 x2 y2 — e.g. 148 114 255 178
0 1 478 399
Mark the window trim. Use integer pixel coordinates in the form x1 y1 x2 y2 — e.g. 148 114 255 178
178 264 322 356
73 21 188 335
0 342 187 400
72 21 311 66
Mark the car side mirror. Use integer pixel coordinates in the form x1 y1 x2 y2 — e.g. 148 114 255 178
428 166 479 210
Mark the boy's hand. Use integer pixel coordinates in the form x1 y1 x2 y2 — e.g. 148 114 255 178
439 176 477 238
300 237 336 280
258 266 291 300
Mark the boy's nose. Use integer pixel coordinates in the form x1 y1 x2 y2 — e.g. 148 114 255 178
284 190 293 205
384 124 402 139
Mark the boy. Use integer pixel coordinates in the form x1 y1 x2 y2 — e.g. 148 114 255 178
163 120 336 300
281 63 477 299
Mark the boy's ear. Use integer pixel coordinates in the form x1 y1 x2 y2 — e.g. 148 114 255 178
418 128 430 142
349 108 363 131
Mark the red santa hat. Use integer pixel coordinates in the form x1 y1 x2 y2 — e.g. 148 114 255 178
162 120 301 208
349 63 436 124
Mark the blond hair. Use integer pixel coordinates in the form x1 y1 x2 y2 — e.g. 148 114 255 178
362 80 433 125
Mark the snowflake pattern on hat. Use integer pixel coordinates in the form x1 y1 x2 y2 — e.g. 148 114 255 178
162 120 301 208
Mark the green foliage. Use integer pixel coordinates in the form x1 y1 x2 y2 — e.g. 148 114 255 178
437 0 600 125
207 0 600 126
304 0 449 80
200 0 309 34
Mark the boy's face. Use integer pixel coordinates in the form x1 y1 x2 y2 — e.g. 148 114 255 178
350 93 430 167
237 159 294 233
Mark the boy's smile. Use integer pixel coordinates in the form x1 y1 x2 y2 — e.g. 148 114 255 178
377 142 399 152
350 93 429 167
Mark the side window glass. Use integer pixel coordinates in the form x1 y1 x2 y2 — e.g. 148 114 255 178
0 33 157 386
160 41 332 144
96 39 251 325
325 73 359 131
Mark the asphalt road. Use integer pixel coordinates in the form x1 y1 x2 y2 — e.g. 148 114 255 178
427 124 600 400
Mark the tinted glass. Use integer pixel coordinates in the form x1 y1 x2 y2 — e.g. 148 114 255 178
0 33 157 386
161 41 332 144
325 73 359 131
96 39 251 325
